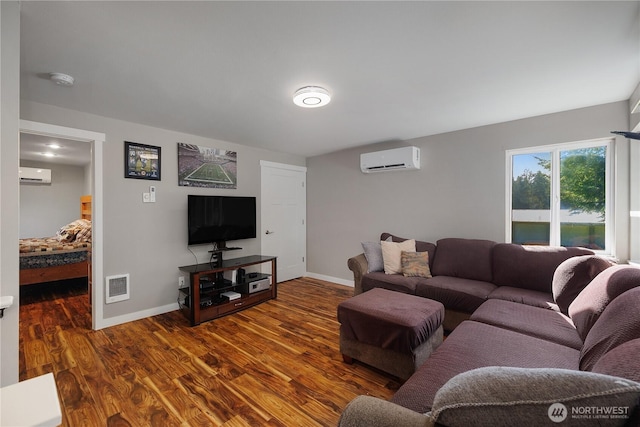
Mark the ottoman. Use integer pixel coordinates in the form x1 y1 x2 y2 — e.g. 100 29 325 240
337 288 444 380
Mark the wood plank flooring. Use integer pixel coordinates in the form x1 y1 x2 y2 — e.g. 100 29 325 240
20 277 400 426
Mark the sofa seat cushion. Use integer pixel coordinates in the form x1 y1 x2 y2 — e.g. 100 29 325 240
492 243 594 293
470 299 582 349
487 286 559 311
390 320 580 413
431 238 496 282
415 276 496 313
337 288 444 353
361 272 422 295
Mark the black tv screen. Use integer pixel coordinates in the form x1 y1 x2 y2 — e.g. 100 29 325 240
188 195 257 246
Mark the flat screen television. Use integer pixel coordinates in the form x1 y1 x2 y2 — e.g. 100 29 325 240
188 195 257 246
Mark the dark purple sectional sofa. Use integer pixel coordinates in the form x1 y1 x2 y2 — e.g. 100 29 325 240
340 234 640 426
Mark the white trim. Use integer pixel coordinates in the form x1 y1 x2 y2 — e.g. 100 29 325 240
259 160 307 173
305 272 354 288
20 120 106 330
99 303 179 329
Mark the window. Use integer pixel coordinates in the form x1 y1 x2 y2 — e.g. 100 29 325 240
506 138 613 254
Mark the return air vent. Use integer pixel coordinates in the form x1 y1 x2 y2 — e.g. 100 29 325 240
105 274 130 304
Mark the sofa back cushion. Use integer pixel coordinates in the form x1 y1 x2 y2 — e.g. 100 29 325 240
491 244 593 293
380 233 436 268
431 238 495 282
580 286 640 371
552 255 613 315
569 265 640 341
591 338 640 382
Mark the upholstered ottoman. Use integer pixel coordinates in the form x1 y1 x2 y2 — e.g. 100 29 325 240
337 288 444 380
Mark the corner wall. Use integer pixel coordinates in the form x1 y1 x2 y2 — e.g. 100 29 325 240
1 1 21 386
307 101 630 282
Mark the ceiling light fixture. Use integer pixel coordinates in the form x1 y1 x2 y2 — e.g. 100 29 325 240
41 152 57 158
293 86 331 108
49 72 75 86
47 143 61 149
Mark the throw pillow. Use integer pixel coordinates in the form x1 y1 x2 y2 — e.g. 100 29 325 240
401 251 432 278
361 241 384 272
381 239 415 275
56 219 91 243
427 367 640 427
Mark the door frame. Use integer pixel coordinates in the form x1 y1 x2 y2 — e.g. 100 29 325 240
20 120 105 330
260 160 307 281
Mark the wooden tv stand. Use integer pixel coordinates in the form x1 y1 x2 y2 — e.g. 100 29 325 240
178 255 277 326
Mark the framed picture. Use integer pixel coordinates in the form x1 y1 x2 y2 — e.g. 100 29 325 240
177 142 237 189
124 141 161 180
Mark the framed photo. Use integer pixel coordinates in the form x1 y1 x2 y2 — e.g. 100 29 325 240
124 141 161 180
177 142 237 189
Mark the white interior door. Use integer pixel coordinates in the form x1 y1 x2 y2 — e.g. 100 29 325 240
261 161 306 282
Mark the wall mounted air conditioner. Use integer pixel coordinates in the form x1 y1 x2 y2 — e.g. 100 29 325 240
360 146 420 173
19 167 52 184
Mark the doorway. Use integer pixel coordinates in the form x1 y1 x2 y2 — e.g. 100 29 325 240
19 120 105 330
260 161 307 282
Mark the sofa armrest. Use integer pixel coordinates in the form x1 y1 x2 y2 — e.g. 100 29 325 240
347 253 369 295
338 396 433 427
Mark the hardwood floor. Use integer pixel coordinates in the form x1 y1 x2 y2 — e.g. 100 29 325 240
20 277 400 426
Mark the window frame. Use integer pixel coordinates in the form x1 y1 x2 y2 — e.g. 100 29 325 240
505 137 615 255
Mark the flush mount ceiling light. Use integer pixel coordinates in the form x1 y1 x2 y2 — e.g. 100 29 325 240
49 72 74 86
293 86 331 108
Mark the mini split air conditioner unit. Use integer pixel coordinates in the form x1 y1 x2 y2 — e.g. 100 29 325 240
19 167 52 184
360 146 420 173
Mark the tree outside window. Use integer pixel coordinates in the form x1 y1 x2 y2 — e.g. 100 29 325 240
509 140 610 251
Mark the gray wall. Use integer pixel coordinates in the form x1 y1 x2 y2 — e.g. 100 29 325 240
19 160 88 238
20 100 306 320
1 1 21 386
307 101 630 282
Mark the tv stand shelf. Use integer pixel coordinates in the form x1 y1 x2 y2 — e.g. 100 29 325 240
178 255 277 326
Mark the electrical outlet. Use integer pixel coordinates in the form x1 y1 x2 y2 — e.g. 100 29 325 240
178 276 185 288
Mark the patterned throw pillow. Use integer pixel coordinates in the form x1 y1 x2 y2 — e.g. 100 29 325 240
401 251 432 278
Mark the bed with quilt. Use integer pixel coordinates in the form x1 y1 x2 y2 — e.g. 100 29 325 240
19 218 92 286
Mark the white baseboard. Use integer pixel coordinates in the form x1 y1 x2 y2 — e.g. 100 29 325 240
97 302 179 329
305 272 354 288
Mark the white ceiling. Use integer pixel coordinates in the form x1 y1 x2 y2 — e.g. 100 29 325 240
19 1 640 158
20 133 91 166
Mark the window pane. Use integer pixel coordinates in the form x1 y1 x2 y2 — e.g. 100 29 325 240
559 147 606 250
511 152 551 245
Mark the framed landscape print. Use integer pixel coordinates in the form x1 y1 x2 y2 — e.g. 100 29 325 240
124 141 161 180
177 143 237 189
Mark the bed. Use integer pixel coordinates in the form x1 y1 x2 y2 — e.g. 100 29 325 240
19 195 92 286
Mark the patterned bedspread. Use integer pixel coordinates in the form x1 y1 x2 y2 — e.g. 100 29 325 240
19 237 91 269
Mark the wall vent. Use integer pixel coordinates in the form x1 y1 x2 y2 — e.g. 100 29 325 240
105 274 130 304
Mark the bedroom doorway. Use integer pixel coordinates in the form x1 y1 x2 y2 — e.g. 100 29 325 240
19 120 105 331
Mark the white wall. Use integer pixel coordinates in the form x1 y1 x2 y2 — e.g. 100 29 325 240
1 1 21 386
20 100 306 321
307 101 630 282
19 160 88 238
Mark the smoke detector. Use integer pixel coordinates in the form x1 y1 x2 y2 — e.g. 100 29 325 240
49 73 74 86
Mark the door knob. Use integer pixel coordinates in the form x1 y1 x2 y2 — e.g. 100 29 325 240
265 230 275 234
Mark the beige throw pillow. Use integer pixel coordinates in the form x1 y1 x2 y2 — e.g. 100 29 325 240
381 239 416 274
